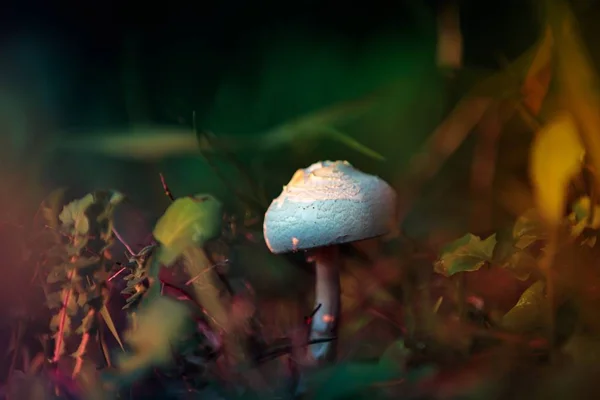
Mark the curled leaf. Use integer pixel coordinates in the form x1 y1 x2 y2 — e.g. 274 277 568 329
434 233 497 277
501 281 548 333
152 195 223 266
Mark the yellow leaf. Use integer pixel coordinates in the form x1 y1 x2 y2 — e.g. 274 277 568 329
117 297 191 377
530 112 584 225
153 195 223 266
547 0 600 188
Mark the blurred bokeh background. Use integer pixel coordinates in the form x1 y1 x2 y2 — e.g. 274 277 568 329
0 0 567 343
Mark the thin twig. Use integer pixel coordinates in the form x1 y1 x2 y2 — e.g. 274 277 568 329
185 260 230 286
112 227 135 256
108 266 127 282
159 173 175 201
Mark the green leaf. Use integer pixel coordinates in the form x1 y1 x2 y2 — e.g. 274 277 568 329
492 212 543 281
513 209 546 250
182 247 230 330
40 188 67 229
317 126 385 161
501 281 548 333
562 333 600 366
93 190 126 241
379 339 411 371
116 297 192 380
434 233 497 277
59 193 95 235
58 125 203 160
50 313 72 336
46 291 64 309
153 195 223 266
308 362 398 400
47 267 68 284
307 361 433 400
500 250 537 281
568 196 600 241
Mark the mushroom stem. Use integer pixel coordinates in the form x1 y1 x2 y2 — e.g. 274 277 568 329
308 245 341 363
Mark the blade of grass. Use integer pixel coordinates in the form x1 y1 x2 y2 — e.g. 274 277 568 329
100 305 125 351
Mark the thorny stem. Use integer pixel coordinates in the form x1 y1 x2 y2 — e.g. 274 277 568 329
307 246 341 363
73 323 92 378
53 267 76 363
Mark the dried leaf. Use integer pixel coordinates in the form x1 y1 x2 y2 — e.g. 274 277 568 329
100 306 125 351
530 112 584 225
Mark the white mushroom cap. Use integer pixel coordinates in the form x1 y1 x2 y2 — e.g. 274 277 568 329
263 160 397 254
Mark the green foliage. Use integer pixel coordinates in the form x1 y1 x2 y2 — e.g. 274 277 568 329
13 4 600 398
501 281 548 333
434 209 548 281
434 233 497 277
152 194 223 266
115 297 193 383
568 196 600 246
121 244 158 310
40 190 125 372
512 209 547 250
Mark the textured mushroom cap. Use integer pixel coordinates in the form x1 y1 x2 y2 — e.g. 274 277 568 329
263 160 397 254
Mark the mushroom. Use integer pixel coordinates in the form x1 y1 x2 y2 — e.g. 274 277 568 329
263 160 397 363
